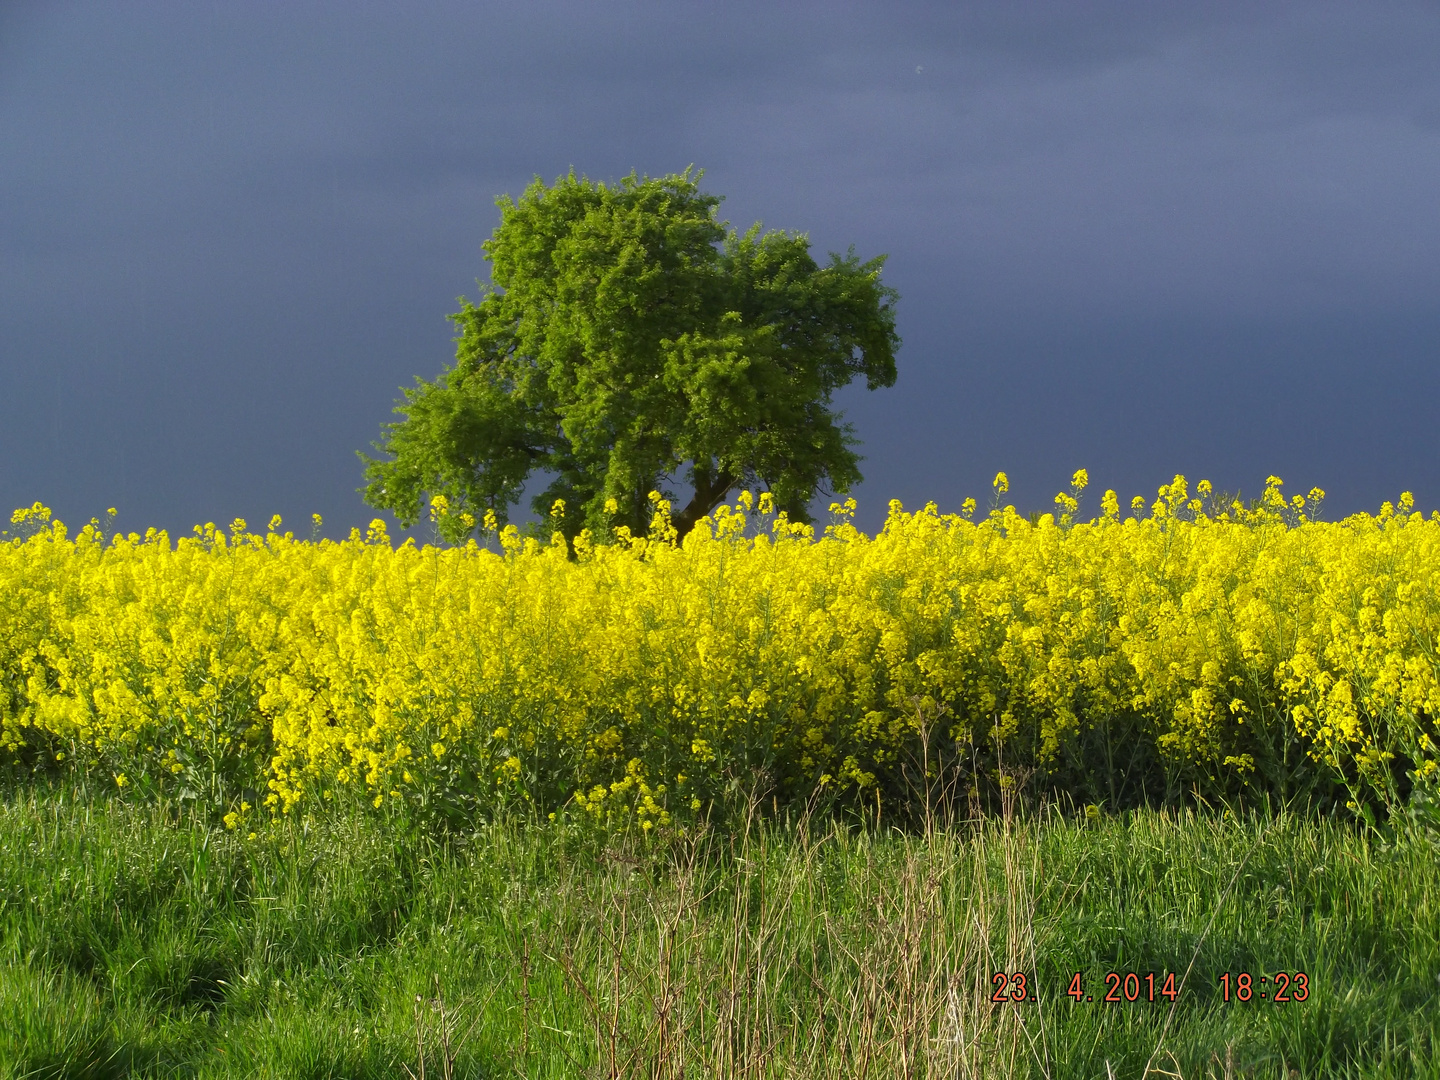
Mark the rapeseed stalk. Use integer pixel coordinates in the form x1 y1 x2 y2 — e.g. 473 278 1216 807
1 476 1437 827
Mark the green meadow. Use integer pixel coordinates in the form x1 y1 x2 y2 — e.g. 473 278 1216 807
1 788 1436 1079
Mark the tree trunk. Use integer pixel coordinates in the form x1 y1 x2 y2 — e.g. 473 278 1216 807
671 468 737 538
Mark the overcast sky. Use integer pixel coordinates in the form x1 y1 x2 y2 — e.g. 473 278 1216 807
5 1 1440 536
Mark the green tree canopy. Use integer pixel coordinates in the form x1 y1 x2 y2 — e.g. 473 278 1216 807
361 169 899 541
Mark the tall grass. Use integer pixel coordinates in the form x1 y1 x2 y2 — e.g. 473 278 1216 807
1 786 1436 1078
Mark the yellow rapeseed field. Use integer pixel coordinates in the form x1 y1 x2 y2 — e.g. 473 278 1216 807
2 473 1437 827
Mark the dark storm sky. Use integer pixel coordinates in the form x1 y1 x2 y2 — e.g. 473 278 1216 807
5 2 1440 537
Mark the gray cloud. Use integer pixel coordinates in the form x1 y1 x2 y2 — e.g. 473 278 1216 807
4 1 1440 535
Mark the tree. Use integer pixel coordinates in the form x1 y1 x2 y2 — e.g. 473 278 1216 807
361 169 899 541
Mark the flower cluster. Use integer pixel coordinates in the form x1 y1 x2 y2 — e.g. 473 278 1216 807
2 475 1437 823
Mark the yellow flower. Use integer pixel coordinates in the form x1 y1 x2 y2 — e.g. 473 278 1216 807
9 470 1435 830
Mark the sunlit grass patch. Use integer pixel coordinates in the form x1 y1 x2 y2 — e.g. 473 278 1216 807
1 789 1436 1078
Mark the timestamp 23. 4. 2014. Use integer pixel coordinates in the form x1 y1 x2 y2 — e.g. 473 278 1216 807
989 971 1310 1004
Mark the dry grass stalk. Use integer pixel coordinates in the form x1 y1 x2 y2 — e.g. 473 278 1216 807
538 795 1049 1079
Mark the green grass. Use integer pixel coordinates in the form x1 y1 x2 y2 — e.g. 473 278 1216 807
0 789 1436 1078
